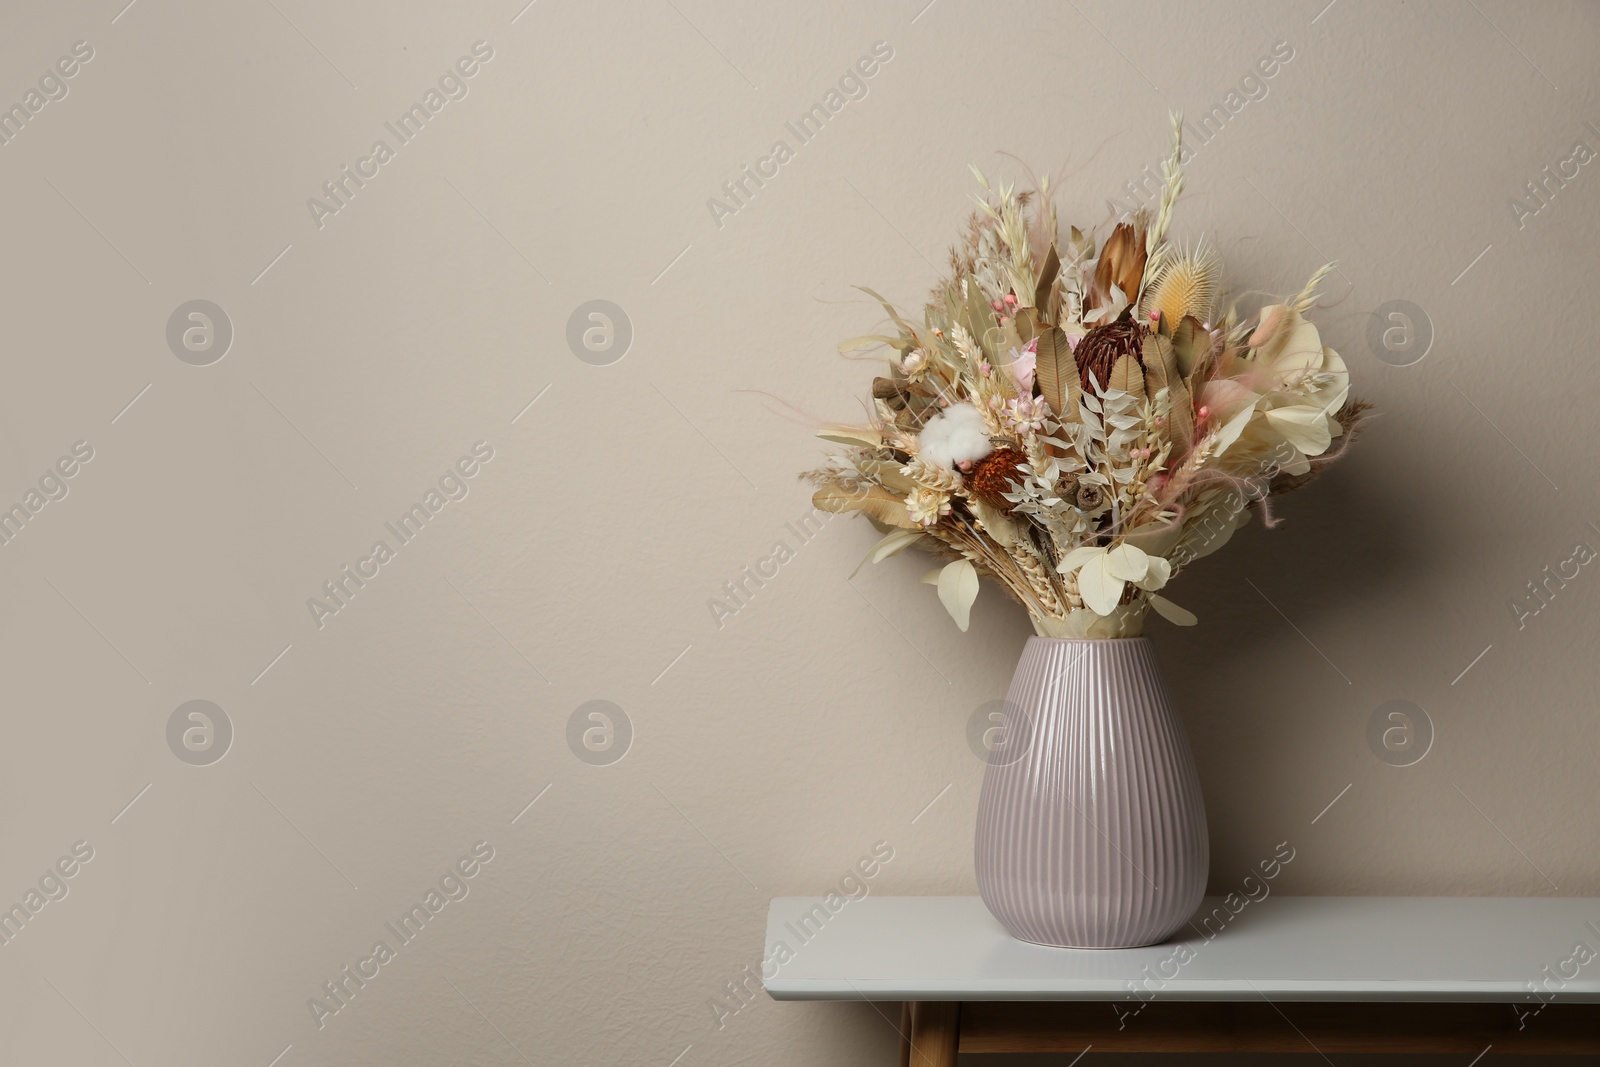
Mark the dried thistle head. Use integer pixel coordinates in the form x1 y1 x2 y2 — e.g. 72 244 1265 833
1142 240 1220 327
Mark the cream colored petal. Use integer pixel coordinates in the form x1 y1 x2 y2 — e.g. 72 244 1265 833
936 559 980 632
1148 593 1198 626
1055 545 1105 574
1123 521 1184 559
1136 556 1172 591
1076 553 1127 616
1267 317 1325 379
1265 405 1334 455
1104 543 1150 582
1197 378 1256 423
1211 400 1259 457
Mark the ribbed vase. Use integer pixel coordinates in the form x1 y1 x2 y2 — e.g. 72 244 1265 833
974 636 1208 948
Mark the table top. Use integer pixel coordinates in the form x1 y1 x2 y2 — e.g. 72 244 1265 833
763 895 1600 1002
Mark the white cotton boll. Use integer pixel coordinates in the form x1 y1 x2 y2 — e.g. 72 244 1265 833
917 402 994 469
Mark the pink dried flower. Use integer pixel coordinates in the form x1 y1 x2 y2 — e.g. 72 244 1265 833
1010 340 1037 392
1004 394 1050 435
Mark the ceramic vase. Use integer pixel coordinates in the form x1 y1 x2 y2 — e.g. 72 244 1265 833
974 635 1208 948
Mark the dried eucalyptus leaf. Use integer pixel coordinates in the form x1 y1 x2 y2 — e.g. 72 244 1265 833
1148 593 1198 626
936 559 980 631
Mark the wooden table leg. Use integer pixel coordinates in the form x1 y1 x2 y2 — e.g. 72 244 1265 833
897 1002 912 1067
908 1001 960 1067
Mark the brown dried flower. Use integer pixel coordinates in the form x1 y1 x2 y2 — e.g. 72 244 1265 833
1089 222 1148 312
1075 481 1105 511
1076 318 1144 394
968 448 1027 510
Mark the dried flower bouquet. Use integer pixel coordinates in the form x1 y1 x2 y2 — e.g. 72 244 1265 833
806 115 1368 638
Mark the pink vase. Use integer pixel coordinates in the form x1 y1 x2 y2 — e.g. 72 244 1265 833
974 636 1209 948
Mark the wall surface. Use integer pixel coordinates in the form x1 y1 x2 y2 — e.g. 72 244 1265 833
1 1 1597 1065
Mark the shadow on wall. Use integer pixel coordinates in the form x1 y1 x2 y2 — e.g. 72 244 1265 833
1143 438 1424 873
1157 439 1423 681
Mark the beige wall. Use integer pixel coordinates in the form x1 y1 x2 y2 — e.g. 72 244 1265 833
1 0 1597 1064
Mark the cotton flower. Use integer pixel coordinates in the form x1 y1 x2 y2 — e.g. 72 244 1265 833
916 402 993 469
906 487 952 527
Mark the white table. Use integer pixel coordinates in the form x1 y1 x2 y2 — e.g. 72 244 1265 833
764 896 1600 1063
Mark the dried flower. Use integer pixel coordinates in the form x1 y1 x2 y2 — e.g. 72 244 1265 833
1141 240 1220 326
1008 340 1037 392
906 487 952 527
969 449 1028 510
1076 318 1144 394
1003 394 1051 435
805 116 1366 637
902 457 962 493
1089 222 1147 313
